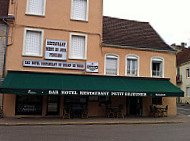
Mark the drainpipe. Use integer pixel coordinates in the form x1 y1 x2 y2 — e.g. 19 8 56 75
2 18 9 78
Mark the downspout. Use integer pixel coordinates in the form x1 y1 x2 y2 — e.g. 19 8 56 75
2 18 9 78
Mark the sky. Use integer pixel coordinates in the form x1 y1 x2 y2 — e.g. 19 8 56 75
103 0 190 47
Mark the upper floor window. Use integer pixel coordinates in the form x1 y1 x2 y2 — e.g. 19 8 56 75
187 87 190 97
126 55 139 76
69 33 87 60
186 68 190 78
23 28 44 57
71 0 89 21
26 0 46 16
151 57 164 77
105 54 119 75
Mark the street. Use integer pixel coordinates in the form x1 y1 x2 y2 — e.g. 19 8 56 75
0 123 190 141
177 103 190 115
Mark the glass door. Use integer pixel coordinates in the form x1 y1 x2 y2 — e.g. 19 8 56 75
47 95 60 115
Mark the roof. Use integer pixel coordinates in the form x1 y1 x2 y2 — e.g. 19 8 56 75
176 48 190 66
103 16 175 52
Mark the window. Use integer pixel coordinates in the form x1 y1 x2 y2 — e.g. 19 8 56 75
99 96 111 104
105 54 119 75
126 55 139 76
71 0 89 21
187 87 190 97
23 28 44 57
26 0 46 16
88 96 99 102
16 95 42 115
69 33 87 60
186 68 190 78
151 57 164 77
152 97 162 105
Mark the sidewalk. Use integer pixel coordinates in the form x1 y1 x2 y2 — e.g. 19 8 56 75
0 114 189 126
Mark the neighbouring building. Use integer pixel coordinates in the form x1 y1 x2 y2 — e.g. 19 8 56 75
177 48 190 103
171 43 186 53
0 0 11 108
0 0 183 118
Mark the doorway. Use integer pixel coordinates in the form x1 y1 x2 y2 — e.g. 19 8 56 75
127 97 142 116
47 95 60 115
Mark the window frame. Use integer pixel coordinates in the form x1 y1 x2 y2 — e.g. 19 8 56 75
25 0 46 16
70 0 89 21
151 57 164 78
22 28 44 57
186 68 190 78
69 33 88 60
104 54 119 76
125 54 139 76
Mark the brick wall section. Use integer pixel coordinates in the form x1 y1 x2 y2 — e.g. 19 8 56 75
0 0 10 17
0 23 6 77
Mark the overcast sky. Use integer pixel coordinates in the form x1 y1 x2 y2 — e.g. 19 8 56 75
103 0 190 47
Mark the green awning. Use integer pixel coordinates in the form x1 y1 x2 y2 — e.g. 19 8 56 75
0 71 184 97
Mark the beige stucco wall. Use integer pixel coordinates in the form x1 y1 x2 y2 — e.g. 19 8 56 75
177 62 190 103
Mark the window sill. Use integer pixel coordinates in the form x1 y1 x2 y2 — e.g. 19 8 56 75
25 13 45 17
22 54 43 58
152 76 164 78
126 74 138 77
70 18 88 23
104 74 119 76
68 57 87 61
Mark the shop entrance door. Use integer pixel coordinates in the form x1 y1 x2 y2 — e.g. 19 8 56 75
47 95 60 115
128 97 142 116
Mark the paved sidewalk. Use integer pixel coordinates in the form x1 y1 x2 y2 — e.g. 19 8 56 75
0 114 189 126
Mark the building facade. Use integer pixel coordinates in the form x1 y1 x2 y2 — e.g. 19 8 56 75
0 0 11 108
177 48 190 103
0 0 183 118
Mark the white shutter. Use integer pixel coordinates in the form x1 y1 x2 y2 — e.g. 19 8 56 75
25 31 42 56
72 0 87 20
187 87 190 97
70 35 85 59
106 57 118 75
27 0 44 15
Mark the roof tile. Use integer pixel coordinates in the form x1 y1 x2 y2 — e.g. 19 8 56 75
103 16 175 51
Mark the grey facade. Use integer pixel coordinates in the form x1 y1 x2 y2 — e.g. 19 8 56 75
0 23 7 107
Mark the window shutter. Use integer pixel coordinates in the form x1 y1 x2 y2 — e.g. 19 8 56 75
106 57 118 75
72 0 87 20
70 35 85 59
25 31 42 56
27 0 43 15
187 87 190 97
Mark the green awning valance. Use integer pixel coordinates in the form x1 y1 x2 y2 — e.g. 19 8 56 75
0 71 184 97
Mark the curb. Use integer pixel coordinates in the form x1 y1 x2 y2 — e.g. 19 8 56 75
0 121 184 126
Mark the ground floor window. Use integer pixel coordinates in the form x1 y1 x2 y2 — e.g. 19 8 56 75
15 95 42 115
152 97 162 105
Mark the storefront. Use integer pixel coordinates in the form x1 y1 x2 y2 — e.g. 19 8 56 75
0 71 184 117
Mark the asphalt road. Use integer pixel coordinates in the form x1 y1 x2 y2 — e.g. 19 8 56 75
177 103 190 115
0 123 190 141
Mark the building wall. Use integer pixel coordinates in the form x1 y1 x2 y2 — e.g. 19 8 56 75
2 0 178 117
0 23 6 78
0 23 7 108
177 62 190 103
